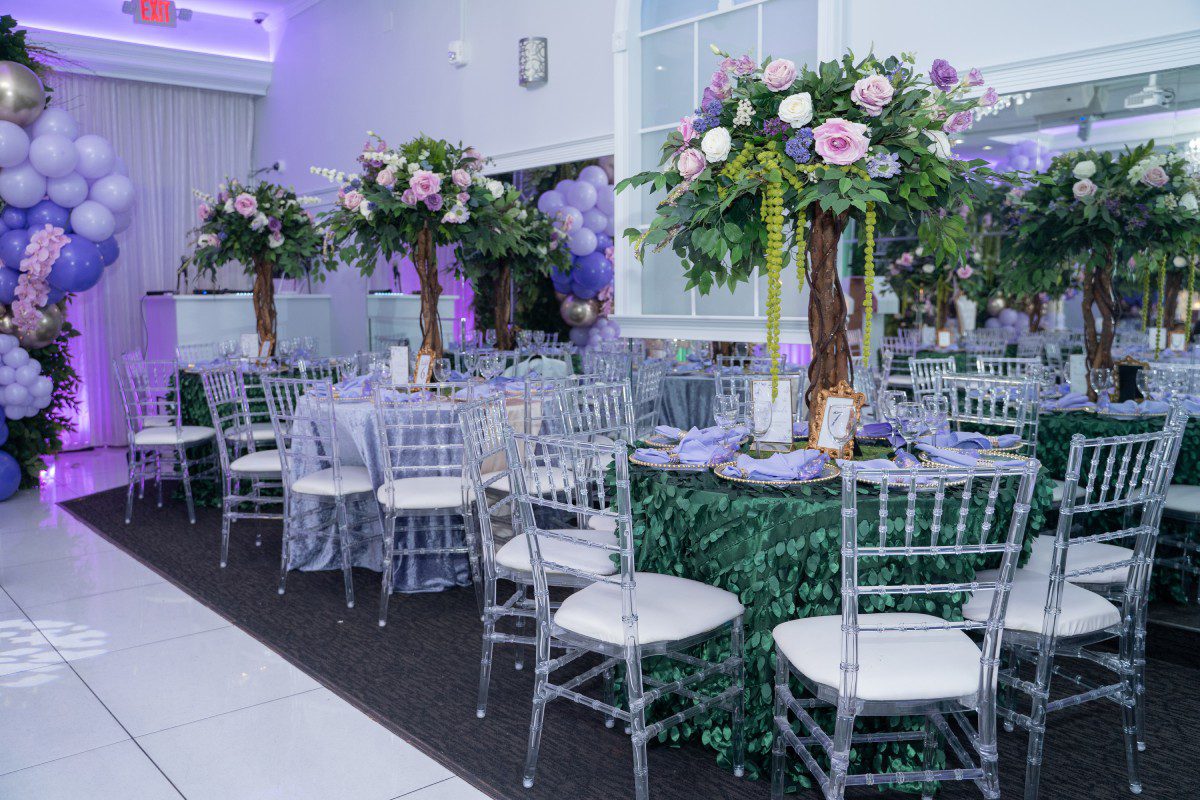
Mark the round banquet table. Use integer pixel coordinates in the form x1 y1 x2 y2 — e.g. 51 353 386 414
659 372 716 430
625 461 1055 783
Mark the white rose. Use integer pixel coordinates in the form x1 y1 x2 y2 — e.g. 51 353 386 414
777 92 813 128
1181 192 1198 213
250 212 268 231
1072 159 1096 179
700 126 732 163
922 263 936 274
223 198 235 213
925 130 952 161
1174 255 1188 268
915 246 925 257
486 179 504 199
267 232 284 249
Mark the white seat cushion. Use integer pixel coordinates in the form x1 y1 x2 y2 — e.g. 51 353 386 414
1050 479 1085 505
774 613 983 703
1165 484 1200 518
1026 534 1132 585
887 374 913 388
376 475 467 510
229 449 282 475
291 465 373 496
495 528 619 576
133 425 215 446
963 568 1120 638
554 572 743 645
229 422 276 443
586 514 617 532
482 466 572 495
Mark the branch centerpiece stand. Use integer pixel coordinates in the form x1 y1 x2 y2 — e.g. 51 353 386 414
621 48 997 413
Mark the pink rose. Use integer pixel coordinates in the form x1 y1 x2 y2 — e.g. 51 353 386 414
1140 166 1169 188
677 116 697 143
452 169 471 188
943 111 974 134
233 193 257 217
1072 178 1097 200
676 147 707 180
761 58 796 92
956 265 973 280
463 147 484 171
897 252 914 267
408 170 443 200
376 168 396 187
400 188 417 205
197 203 212 221
457 191 470 203
812 118 870 166
341 190 364 210
850 75 894 116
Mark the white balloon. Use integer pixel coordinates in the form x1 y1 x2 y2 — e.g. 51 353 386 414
47 172 89 208
29 108 80 141
73 134 115 179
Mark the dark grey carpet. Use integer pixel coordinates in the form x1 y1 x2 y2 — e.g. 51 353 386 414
62 487 1199 800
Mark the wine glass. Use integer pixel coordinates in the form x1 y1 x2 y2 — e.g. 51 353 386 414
1136 368 1153 401
751 400 773 457
339 356 360 381
879 390 906 429
485 329 497 349
714 394 739 436
895 402 924 455
433 357 451 383
480 353 504 381
460 351 478 380
921 394 949 439
1090 367 1114 410
693 340 712 364
533 330 547 349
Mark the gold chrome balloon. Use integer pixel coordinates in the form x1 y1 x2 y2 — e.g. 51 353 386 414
0 61 45 127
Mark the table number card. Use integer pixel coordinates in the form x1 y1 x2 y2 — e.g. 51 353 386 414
1170 331 1187 351
936 329 952 348
239 334 259 358
751 379 793 446
1068 353 1087 394
412 348 434 385
390 345 410 387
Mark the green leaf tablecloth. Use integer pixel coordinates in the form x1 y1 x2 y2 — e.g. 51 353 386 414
626 464 1054 785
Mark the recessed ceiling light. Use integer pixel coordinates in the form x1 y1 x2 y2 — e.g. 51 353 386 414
953 138 964 144
656 65 665 71
982 145 993 150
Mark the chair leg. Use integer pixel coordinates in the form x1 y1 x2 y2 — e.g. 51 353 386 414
1001 645 1019 732
514 583 527 671
220 492 232 568
730 617 745 778
770 651 790 800
522 607 552 789
1119 621 1143 794
178 445 196 525
378 513 395 627
124 450 137 525
625 649 650 800
1132 596 1150 753
920 717 938 800
1023 645 1055 800
462 503 484 617
278 492 292 595
155 453 164 508
476 587 496 718
334 496 354 609
602 666 616 729
828 696 857 800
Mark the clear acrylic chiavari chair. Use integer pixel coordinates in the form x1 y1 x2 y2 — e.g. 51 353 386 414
508 433 745 799
961 329 1009 357
198 365 284 567
372 382 479 626
935 373 1041 460
771 459 1040 800
114 356 217 525
632 358 670 439
175 341 223 366
965 417 1186 800
459 395 617 718
974 356 1041 378
910 356 957 400
262 376 377 608
553 379 636 521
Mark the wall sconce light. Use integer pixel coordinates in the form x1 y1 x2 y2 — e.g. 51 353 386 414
519 37 548 88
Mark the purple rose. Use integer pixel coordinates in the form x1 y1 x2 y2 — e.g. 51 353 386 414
761 58 797 92
400 188 417 205
409 170 443 200
267 216 282 233
980 87 998 107
929 59 958 91
424 193 444 212
966 67 984 87
943 111 974 134
708 69 732 100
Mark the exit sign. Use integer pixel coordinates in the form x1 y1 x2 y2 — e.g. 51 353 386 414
121 1 192 27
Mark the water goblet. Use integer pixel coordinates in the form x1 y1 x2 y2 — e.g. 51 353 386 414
895 402 924 456
485 329 497 348
1090 367 1114 410
433 357 451 383
1136 368 1153 401
714 394 739 436
751 400 773 457
921 394 949 439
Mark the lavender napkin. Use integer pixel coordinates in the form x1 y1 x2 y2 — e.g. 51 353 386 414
858 421 892 438
632 448 672 464
453 384 501 401
793 422 809 438
1184 398 1200 415
1106 399 1169 415
920 431 992 450
676 437 735 465
1048 392 1094 411
654 425 685 440
917 444 1024 468
729 449 827 480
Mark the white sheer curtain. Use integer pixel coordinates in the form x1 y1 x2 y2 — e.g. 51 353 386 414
44 73 255 448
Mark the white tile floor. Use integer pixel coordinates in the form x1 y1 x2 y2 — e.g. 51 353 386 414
0 448 491 800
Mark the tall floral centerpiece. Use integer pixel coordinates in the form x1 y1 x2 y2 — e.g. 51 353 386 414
456 182 569 349
621 48 997 407
185 180 326 356
315 134 496 358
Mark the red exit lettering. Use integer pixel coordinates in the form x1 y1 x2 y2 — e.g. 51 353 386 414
134 0 176 27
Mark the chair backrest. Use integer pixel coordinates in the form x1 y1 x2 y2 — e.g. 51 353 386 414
506 373 589 437
459 394 516 582
974 356 1040 378
584 350 637 383
554 380 635 442
198 365 261 471
1049 413 1187 596
715 371 807 422
838 458 1039 704
935 373 1040 456
176 342 221 365
910 357 957 399
1015 334 1046 360
633 358 670 437
962 329 1009 356
372 384 471 503
293 357 341 382
114 356 183 435
261 376 345 490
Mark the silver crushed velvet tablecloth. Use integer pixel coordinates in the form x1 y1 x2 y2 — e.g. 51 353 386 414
658 372 716 431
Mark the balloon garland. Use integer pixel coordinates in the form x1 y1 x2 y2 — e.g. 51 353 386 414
538 164 619 349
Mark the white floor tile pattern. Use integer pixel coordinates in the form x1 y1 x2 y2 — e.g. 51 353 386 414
0 448 489 799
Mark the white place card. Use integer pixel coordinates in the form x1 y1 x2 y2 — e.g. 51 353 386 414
1068 353 1087 394
390 345 409 387
239 333 259 358
751 379 793 445
1170 332 1187 351
1148 327 1167 351
936 329 952 348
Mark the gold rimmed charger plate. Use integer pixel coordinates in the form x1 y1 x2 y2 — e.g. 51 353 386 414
628 452 712 471
1096 408 1168 420
642 433 683 449
712 460 840 487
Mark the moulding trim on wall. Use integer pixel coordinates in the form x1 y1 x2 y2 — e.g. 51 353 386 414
483 133 616 175
29 28 273 96
612 315 812 344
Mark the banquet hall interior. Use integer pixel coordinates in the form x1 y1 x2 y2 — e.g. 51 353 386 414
3 1 1200 798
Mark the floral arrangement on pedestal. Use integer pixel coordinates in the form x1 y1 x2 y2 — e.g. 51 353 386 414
619 47 998 406
455 181 569 350
184 179 326 356
315 133 506 358
1013 144 1200 378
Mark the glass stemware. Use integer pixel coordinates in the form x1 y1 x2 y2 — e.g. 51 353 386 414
1136 368 1153 401
921 394 949 438
879 390 906 429
895 402 924 455
433 357 451 383
1090 367 1114 411
460 351 478 380
714 394 739 435
751 400 773 457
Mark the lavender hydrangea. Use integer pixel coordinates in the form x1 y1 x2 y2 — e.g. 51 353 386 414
793 126 814 147
762 116 788 137
784 135 812 164
866 151 901 179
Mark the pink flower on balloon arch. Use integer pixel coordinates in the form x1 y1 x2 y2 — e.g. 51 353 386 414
604 246 614 262
955 265 973 280
12 224 67 336
596 284 614 317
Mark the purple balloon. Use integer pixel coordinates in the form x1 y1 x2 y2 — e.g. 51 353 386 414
554 179 576 196
111 208 133 234
0 162 48 208
69 200 115 242
46 172 89 208
578 164 609 188
26 199 70 230
565 180 597 213
48 235 105 293
550 265 572 294
0 207 25 229
29 133 78 179
95 235 119 266
73 134 115 180
536 189 565 215
997 308 1019 326
0 451 18 502
567 226 597 257
0 267 17 304
581 208 607 233
603 214 615 237
0 414 7 447
554 205 583 234
0 229 30 269
46 285 66 304
573 250 614 290
601 323 619 340
594 184 615 216
595 233 613 253
89 174 135 214
571 275 598 299
29 108 79 141
0 121 29 168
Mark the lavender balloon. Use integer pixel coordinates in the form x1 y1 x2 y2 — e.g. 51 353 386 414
0 162 47 208
578 164 609 188
70 200 116 242
0 121 29 168
554 179 576 196
73 134 115 179
594 183 615 216
536 189 564 215
554 205 583 234
567 226 597 257
47 172 89 208
565 180 596 212
581 208 607 233
89 174 135 214
111 208 133 234
29 108 79 141
28 133 78 178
